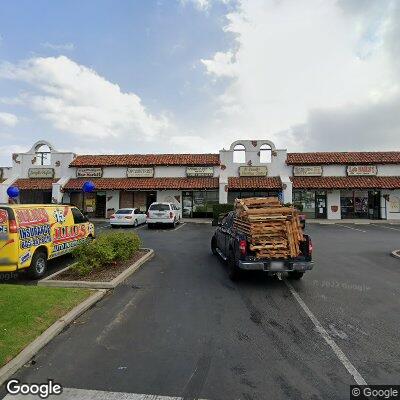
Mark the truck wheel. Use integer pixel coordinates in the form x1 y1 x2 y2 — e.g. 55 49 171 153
211 237 218 255
288 271 304 280
29 250 48 279
228 251 241 281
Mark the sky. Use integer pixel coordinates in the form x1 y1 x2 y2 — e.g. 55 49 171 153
0 0 399 165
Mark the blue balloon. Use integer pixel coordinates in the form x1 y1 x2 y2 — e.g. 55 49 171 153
7 186 19 198
82 181 95 193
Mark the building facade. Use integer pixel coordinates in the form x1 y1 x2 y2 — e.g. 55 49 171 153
1 139 400 220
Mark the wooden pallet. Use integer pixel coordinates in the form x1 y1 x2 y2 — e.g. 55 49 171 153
234 197 304 259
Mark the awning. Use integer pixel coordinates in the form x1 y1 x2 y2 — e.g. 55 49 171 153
291 176 400 189
228 177 282 190
64 177 219 190
14 179 56 190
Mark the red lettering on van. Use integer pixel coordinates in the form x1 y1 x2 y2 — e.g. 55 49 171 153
16 209 49 227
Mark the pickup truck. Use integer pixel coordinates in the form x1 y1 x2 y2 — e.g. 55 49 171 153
211 211 313 281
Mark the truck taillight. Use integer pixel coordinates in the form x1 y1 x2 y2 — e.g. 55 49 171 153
9 219 17 234
308 239 313 255
170 211 173 219
239 240 247 256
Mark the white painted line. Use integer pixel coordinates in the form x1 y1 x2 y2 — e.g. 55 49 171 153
172 222 186 231
371 224 400 232
4 387 208 399
336 224 366 233
283 280 367 386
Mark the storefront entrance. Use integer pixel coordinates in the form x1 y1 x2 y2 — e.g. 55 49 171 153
293 190 326 219
119 191 156 212
315 193 327 219
182 190 219 218
340 190 381 219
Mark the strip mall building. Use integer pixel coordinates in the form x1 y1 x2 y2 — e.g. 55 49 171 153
1 139 400 220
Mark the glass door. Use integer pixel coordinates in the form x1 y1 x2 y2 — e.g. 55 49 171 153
315 192 327 219
182 191 193 218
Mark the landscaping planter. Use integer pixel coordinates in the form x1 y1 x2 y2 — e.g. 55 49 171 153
38 248 154 289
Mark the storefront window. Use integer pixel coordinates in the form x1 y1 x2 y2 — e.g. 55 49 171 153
293 190 316 219
341 190 379 219
183 191 219 217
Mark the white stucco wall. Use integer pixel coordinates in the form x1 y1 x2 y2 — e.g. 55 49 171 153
327 190 341 219
382 189 400 220
105 190 120 214
156 190 182 206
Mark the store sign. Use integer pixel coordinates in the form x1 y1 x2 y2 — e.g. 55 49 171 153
186 166 214 177
293 166 323 177
126 167 154 178
76 168 103 178
239 166 267 177
28 168 55 179
347 165 377 176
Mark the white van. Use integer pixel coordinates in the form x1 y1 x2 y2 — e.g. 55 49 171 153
147 202 182 228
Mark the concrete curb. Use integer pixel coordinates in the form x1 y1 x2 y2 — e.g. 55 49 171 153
0 289 107 387
38 248 154 289
390 250 400 259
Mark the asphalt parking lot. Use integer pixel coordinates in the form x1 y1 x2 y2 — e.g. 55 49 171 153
2 221 400 399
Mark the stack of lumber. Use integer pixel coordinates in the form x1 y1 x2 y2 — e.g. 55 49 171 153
233 197 304 259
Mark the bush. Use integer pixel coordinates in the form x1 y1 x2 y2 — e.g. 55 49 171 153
212 203 234 222
71 231 141 276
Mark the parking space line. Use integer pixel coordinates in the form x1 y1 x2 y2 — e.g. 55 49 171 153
172 222 186 231
284 279 367 386
371 224 400 232
336 224 366 233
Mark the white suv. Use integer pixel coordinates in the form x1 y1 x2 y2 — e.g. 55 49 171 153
147 202 182 228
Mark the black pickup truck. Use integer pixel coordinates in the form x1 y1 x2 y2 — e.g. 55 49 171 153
211 211 314 281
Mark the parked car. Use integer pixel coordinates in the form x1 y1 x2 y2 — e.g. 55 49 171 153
110 208 146 228
147 202 182 228
211 211 313 281
0 204 94 279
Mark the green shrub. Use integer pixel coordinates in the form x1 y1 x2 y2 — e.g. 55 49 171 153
98 231 141 261
212 203 234 221
71 231 141 276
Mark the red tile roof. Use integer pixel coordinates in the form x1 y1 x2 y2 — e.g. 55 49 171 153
228 177 282 190
287 152 400 165
70 154 220 167
15 179 56 190
292 176 400 189
64 177 219 190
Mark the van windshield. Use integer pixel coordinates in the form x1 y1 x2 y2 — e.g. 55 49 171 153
149 204 170 211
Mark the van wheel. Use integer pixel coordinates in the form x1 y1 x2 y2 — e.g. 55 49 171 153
29 250 47 279
228 250 241 281
288 271 304 280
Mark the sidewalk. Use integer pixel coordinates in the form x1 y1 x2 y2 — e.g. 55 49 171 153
307 219 400 225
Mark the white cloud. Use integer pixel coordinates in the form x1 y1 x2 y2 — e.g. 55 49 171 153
0 56 169 141
180 0 232 11
41 42 75 51
0 112 18 127
201 0 400 151
201 51 236 77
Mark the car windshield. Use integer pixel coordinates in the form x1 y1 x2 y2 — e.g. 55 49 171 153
116 209 134 215
149 204 170 211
